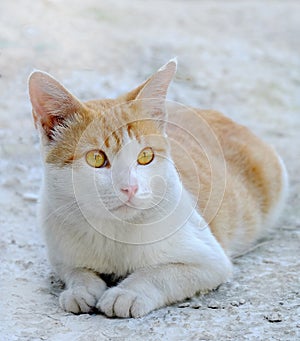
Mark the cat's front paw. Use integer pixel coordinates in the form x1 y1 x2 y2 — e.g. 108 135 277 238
59 283 106 314
97 287 155 318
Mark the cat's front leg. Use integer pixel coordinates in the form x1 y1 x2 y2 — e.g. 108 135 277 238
97 251 232 318
58 268 107 314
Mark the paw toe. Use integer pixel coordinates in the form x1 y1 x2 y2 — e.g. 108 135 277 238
59 286 97 314
97 287 153 318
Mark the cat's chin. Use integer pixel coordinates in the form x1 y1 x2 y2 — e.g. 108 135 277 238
109 203 141 221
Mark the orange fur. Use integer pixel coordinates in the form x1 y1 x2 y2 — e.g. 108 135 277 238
167 106 286 254
43 96 286 256
28 61 288 317
30 66 287 257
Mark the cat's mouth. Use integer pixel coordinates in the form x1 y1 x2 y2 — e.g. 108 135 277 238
109 194 164 214
108 201 144 221
110 199 156 215
110 202 138 212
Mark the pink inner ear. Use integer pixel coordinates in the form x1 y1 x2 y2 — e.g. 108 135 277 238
136 59 177 101
28 71 83 137
29 81 51 126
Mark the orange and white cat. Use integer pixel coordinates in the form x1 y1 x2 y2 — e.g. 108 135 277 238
28 59 287 318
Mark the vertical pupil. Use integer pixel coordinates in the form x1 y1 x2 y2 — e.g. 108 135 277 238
95 153 102 163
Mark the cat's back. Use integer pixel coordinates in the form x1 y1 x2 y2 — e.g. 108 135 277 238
166 104 287 255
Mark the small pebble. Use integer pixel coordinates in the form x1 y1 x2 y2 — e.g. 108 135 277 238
264 312 282 323
230 300 239 307
15 164 28 172
239 299 246 305
2 177 20 187
178 302 190 308
207 301 221 309
22 192 38 202
191 303 201 309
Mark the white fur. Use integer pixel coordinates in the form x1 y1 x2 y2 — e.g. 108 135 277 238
38 128 232 317
32 61 232 317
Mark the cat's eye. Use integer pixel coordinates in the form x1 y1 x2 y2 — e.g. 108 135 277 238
137 147 154 165
86 150 108 168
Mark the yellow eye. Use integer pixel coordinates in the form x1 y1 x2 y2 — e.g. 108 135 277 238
137 147 154 165
86 150 107 168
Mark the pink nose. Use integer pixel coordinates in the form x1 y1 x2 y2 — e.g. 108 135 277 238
121 185 138 201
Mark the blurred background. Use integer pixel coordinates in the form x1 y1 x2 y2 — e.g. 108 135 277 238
0 1 299 339
1 0 299 220
1 1 299 130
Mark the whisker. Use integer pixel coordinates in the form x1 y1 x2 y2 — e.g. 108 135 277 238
43 200 80 222
149 201 171 216
59 205 83 227
151 194 174 204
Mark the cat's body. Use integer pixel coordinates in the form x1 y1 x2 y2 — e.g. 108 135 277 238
167 105 287 256
29 60 287 317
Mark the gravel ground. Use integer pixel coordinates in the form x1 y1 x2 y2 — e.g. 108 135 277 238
0 1 299 340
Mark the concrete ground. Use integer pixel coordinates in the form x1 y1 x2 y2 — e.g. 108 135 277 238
0 1 299 340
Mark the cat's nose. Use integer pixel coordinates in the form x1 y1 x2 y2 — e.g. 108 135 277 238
121 185 138 201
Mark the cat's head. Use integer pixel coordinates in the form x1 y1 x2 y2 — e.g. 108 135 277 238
28 60 184 224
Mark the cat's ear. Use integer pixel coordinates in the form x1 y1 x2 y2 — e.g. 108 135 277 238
130 59 177 125
28 71 84 139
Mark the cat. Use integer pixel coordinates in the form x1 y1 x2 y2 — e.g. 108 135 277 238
28 59 288 318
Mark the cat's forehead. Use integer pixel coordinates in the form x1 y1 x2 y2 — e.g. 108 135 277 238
46 100 166 166
84 102 161 153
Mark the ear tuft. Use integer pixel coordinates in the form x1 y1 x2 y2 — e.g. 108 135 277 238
28 71 83 139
